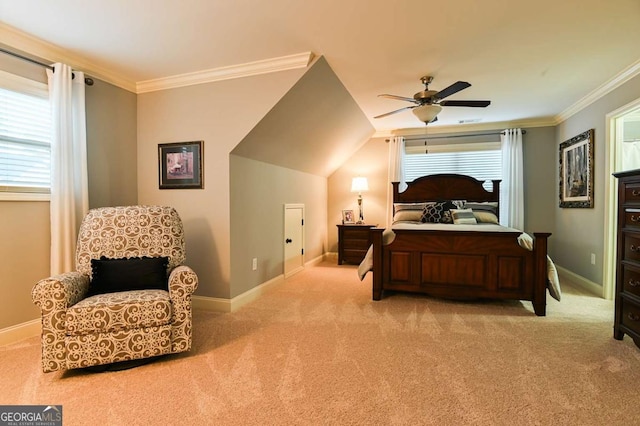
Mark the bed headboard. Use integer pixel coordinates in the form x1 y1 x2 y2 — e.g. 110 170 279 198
392 174 500 205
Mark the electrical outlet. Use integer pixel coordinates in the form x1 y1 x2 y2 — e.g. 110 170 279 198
590 253 596 265
252 258 257 271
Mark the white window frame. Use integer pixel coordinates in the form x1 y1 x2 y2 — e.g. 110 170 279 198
0 70 51 202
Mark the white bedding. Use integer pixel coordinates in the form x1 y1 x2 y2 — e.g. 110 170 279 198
357 223 561 302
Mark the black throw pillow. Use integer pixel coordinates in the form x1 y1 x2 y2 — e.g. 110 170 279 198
89 256 169 296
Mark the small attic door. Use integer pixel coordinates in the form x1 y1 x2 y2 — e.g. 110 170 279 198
284 204 304 278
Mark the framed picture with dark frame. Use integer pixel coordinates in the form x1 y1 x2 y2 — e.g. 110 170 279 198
158 141 203 189
559 129 594 208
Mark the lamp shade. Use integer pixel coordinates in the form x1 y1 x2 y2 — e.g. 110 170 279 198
351 176 369 192
412 104 442 123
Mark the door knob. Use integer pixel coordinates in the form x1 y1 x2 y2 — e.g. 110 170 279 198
285 238 292 244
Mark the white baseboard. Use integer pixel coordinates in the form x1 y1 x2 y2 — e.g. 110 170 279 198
0 319 40 346
556 265 603 297
193 273 286 313
306 253 327 267
194 254 330 313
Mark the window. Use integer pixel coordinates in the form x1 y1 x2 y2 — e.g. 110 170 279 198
404 141 501 190
0 70 51 198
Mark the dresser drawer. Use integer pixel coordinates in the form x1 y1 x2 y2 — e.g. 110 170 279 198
624 209 640 228
622 264 640 298
623 233 640 262
621 299 640 335
624 183 640 205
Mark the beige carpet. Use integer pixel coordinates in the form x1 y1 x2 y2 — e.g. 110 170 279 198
2 260 640 425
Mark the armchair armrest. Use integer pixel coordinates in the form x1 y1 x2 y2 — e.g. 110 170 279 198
167 265 198 353
31 271 90 373
168 265 198 297
32 272 90 312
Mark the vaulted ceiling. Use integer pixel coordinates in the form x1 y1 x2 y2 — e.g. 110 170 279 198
1 0 639 133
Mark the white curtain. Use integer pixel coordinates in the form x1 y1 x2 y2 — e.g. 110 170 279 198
47 63 89 275
500 128 524 230
386 136 406 227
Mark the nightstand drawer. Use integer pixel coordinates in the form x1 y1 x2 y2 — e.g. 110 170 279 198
623 233 640 262
343 228 371 240
337 224 375 265
343 238 370 250
621 299 640 335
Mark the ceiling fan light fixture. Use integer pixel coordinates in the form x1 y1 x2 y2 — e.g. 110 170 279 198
412 104 442 123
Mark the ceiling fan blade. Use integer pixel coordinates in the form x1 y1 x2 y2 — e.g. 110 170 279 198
378 94 420 104
439 100 491 107
374 106 415 119
433 81 471 100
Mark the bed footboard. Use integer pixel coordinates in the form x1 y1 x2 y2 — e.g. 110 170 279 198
370 227 551 316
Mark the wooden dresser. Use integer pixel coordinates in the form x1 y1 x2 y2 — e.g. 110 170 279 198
613 169 640 348
337 224 375 265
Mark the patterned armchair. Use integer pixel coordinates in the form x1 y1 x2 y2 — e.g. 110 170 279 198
32 206 198 373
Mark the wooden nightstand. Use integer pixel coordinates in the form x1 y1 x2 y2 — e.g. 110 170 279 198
337 224 376 265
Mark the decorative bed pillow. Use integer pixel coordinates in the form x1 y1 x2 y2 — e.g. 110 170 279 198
434 200 466 223
89 256 169 296
451 209 478 225
393 203 427 223
473 211 499 224
464 202 499 224
421 202 443 223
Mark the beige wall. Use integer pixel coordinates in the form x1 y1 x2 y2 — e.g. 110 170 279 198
327 127 558 253
0 53 138 329
136 69 305 298
230 155 327 298
0 202 49 328
86 79 138 207
555 74 640 286
327 137 389 251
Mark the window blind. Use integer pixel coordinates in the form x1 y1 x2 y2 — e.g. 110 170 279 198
0 84 51 192
405 146 502 190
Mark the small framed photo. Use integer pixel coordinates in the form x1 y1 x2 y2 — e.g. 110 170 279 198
342 209 355 224
559 129 594 208
158 141 203 189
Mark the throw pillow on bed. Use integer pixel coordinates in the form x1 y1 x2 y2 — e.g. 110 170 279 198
88 256 169 296
439 200 466 223
422 200 466 223
464 202 499 224
393 202 427 223
421 202 443 223
450 208 478 225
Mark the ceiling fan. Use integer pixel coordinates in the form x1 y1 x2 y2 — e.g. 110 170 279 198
375 76 491 124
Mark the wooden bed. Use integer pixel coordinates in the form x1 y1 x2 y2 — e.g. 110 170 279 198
369 174 551 316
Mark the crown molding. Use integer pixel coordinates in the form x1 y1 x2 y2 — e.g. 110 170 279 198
372 117 557 138
136 52 314 94
375 58 640 137
0 23 137 92
556 58 640 123
1 23 313 94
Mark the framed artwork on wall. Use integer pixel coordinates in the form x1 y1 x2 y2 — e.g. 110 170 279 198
559 129 594 208
158 141 203 189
